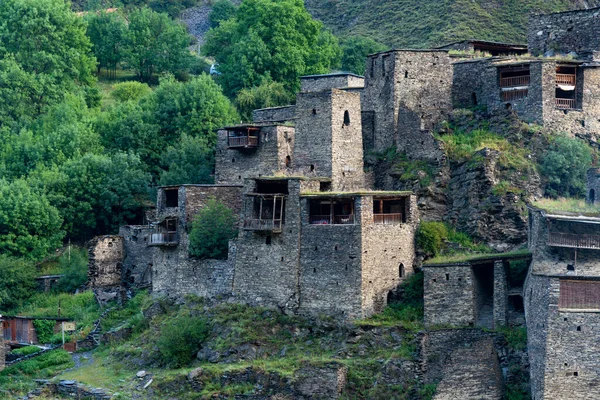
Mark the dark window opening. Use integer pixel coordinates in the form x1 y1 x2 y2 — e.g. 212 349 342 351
255 180 289 195
165 189 179 208
309 198 355 225
232 158 235 163
404 70 408 78
590 189 595 204
577 325 582 331
373 197 407 224
285 155 291 168
312 108 317 115
343 110 350 126
445 273 450 281
266 236 271 245
472 92 478 106
567 264 575 271
574 372 579 377
399 263 405 278
510 295 524 313
319 181 331 192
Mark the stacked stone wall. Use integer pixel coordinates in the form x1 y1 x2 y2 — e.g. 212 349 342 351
493 261 508 328
182 185 243 226
119 226 154 289
252 106 296 123
586 167 600 203
215 126 295 185
424 265 476 326
300 75 364 92
88 236 123 288
528 8 600 59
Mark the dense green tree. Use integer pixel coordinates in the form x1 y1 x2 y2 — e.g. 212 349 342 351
159 134 213 186
203 0 341 96
540 135 593 198
209 0 236 28
0 0 96 121
235 79 293 121
55 248 89 293
189 198 238 259
110 81 152 103
86 11 128 78
125 8 192 82
341 36 387 75
31 153 150 239
0 179 64 260
0 256 37 309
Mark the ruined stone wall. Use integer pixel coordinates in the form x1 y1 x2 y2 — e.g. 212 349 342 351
88 236 123 288
215 125 295 185
252 106 296 123
528 8 600 59
182 185 243 227
424 264 476 326
360 196 416 316
300 74 364 92
119 226 154 289
493 261 508 328
232 180 302 310
298 198 363 319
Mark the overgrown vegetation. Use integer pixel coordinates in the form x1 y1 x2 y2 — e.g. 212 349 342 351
188 198 238 259
533 197 600 214
156 313 210 367
416 221 491 258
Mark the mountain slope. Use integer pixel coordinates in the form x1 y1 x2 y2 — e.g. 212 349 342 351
304 0 600 48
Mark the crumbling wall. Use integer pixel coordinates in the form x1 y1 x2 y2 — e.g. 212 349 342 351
424 264 476 326
528 7 600 60
252 106 296 123
119 226 154 289
300 74 364 92
88 236 123 288
182 185 243 227
360 195 417 316
215 126 295 185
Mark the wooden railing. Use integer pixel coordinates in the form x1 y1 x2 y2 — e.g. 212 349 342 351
149 232 178 246
373 213 403 224
501 89 528 102
243 218 283 232
555 98 576 109
309 215 354 225
548 232 600 250
500 75 530 88
556 74 576 86
228 136 259 148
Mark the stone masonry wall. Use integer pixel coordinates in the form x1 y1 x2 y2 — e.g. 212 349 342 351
119 225 154 289
88 236 123 288
300 74 364 93
360 195 417 317
252 106 296 123
528 7 600 59
587 167 600 203
493 261 508 328
298 198 363 319
232 180 302 311
424 264 476 326
182 185 243 227
215 125 295 185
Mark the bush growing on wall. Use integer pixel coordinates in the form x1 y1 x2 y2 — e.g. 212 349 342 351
188 198 238 259
416 222 448 257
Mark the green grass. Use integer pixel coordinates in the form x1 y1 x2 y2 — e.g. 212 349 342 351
498 326 528 351
306 0 579 48
9 345 42 357
425 248 531 265
532 197 600 214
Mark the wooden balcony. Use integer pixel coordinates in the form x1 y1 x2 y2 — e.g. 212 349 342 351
309 215 354 225
555 98 576 109
500 75 530 88
228 135 259 148
374 213 403 224
502 89 528 102
548 232 600 250
556 74 576 86
149 232 178 246
243 218 283 232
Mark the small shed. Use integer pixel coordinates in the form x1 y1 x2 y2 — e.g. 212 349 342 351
2 316 72 345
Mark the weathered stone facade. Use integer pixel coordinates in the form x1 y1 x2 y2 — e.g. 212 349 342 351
215 125 295 185
528 7 600 60
119 225 154 289
300 73 364 93
252 106 296 124
525 207 600 400
587 167 600 204
88 236 124 303
437 40 528 56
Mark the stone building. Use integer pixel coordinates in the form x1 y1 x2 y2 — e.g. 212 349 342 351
525 205 600 400
436 39 528 56
528 7 600 60
586 167 600 204
423 253 529 329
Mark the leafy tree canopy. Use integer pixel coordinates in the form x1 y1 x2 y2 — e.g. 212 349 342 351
189 198 238 259
235 78 294 122
209 0 236 28
203 0 342 97
0 179 64 260
159 134 214 186
540 135 593 198
341 36 387 75
85 11 128 77
0 256 37 309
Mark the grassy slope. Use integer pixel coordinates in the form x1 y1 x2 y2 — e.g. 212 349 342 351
304 0 600 48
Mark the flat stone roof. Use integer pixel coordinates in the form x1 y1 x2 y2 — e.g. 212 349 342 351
423 250 531 267
301 190 413 198
436 39 527 49
301 72 364 79
158 184 244 189
367 48 450 57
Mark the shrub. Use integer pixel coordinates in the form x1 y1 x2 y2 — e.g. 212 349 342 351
0 256 37 309
10 346 41 357
110 82 152 103
54 248 88 293
188 198 238 259
156 314 209 368
32 320 57 344
540 135 592 198
416 222 448 256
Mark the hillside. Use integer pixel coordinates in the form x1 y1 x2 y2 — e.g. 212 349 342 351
304 0 600 48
